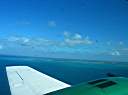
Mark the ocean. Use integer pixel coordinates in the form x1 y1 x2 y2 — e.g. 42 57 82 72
0 55 128 95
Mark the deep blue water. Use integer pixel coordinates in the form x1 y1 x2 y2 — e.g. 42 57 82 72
0 56 128 95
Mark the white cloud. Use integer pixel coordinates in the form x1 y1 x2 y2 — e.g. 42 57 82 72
73 33 82 39
64 38 93 46
8 36 19 42
64 31 70 37
2 34 127 58
119 41 123 45
5 32 93 51
63 32 93 46
7 36 31 46
33 38 58 46
7 36 59 48
8 36 30 43
22 38 30 43
48 21 56 27
111 51 120 56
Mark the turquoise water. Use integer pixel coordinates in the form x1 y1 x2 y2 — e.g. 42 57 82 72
0 55 128 95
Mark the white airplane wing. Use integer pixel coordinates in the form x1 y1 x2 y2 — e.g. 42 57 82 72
6 66 71 95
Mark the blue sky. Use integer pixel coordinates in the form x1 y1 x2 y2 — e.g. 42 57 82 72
0 0 128 61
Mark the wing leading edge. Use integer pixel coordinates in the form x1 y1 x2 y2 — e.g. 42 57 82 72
6 66 71 95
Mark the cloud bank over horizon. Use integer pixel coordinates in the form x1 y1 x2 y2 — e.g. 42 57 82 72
0 31 128 61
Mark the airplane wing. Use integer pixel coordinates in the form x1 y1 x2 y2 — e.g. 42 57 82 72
6 66 71 95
